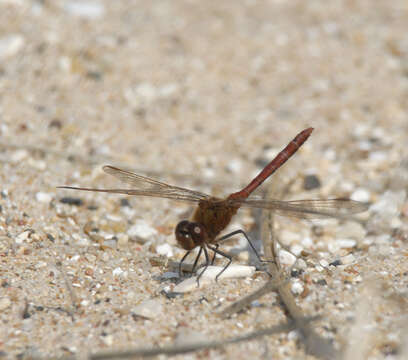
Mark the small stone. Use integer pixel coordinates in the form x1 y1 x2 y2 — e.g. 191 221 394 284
36 192 53 203
173 265 255 292
10 149 28 163
128 220 157 242
291 281 304 295
64 1 105 19
341 253 355 265
329 259 342 267
117 234 129 249
226 159 242 173
337 239 357 249
101 334 114 346
0 34 25 60
60 197 84 206
319 259 329 267
15 230 31 244
350 188 370 202
279 250 297 266
303 174 321 190
0 297 11 311
156 243 173 257
112 267 124 277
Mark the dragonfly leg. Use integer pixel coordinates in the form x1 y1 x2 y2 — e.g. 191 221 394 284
207 244 232 282
210 244 219 265
179 250 191 278
191 247 203 274
217 229 274 276
195 246 210 287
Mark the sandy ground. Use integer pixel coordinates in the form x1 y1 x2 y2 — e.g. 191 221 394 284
1 1 407 359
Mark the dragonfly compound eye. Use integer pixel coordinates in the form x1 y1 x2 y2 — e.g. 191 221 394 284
188 222 206 244
175 220 196 250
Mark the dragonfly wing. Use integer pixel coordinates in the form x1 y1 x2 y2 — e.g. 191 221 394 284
101 165 211 202
229 198 369 219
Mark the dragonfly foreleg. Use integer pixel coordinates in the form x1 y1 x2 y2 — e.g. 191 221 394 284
207 244 232 282
178 250 191 278
196 246 210 287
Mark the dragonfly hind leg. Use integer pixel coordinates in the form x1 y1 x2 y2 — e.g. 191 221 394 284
216 229 274 276
207 244 232 282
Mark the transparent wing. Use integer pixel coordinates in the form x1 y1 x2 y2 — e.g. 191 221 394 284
58 165 211 203
227 198 369 219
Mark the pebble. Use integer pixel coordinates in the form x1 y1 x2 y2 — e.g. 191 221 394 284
173 265 255 293
319 259 329 267
350 188 370 202
128 220 158 242
0 297 11 311
301 236 314 248
35 192 53 203
341 253 356 265
303 174 321 190
226 158 242 173
291 281 304 295
156 243 173 257
290 244 303 256
15 230 31 244
112 267 124 277
278 249 297 266
337 239 357 249
370 190 405 219
10 149 28 163
117 234 129 249
64 1 105 19
132 299 163 319
0 34 25 60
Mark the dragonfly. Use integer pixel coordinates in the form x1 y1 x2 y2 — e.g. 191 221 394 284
58 128 368 283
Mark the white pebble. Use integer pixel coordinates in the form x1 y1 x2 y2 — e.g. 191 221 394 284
10 149 28 163
112 267 124 277
117 234 129 249
301 236 314 248
291 281 304 295
319 259 329 268
370 190 405 219
36 192 53 203
64 1 105 19
15 230 31 244
101 334 114 346
341 253 355 265
173 265 255 293
226 159 242 174
156 243 173 257
278 250 297 266
337 239 357 249
290 244 303 256
288 330 300 341
0 34 25 60
128 220 157 241
350 188 370 202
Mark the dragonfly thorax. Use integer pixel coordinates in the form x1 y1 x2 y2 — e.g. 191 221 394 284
175 220 207 250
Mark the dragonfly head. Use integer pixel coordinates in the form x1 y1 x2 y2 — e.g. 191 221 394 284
175 220 207 250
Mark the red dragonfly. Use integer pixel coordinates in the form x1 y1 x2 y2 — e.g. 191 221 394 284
58 128 368 282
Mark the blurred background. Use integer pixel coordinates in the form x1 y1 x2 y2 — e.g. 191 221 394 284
1 1 407 358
